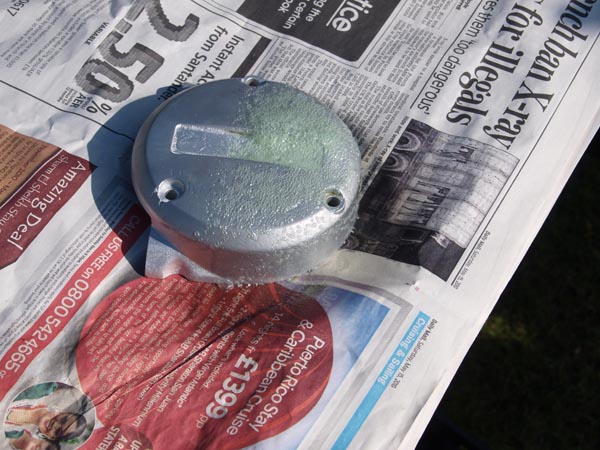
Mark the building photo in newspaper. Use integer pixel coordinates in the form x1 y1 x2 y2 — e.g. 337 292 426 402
346 119 519 280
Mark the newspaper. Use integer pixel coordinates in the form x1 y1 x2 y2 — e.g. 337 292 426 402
1 0 598 449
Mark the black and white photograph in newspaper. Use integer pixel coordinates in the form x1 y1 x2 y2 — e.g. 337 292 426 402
346 119 519 280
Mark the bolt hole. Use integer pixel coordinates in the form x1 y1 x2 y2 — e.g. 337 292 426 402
325 190 345 213
327 196 341 208
164 189 178 201
157 178 185 203
243 76 264 87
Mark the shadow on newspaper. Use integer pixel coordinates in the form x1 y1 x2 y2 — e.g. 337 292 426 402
86 90 165 275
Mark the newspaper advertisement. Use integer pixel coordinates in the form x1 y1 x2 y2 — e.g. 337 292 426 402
1 0 598 449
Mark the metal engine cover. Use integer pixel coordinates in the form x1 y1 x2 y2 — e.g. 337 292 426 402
132 77 360 284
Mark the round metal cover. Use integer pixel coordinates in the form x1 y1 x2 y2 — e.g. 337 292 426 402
132 77 360 283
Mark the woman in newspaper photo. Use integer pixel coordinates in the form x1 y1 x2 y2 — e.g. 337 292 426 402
5 428 60 450
5 406 86 441
3 382 94 449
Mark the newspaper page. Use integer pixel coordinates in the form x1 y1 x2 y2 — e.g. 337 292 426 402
0 0 598 449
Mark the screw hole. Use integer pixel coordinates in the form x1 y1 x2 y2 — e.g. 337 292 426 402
325 190 345 213
243 76 264 87
164 189 178 201
327 196 341 208
157 178 185 203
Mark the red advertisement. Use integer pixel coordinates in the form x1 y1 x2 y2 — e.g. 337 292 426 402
76 277 334 450
0 149 94 268
0 205 149 398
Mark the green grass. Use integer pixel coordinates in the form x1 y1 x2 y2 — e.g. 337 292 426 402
437 147 600 450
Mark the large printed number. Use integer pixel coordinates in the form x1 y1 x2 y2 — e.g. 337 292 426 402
98 31 164 83
75 0 199 102
75 59 134 103
126 0 199 42
205 355 258 420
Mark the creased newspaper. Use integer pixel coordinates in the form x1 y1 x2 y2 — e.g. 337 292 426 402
0 0 598 449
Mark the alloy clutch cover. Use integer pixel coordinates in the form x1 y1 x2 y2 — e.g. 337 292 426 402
132 76 360 284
